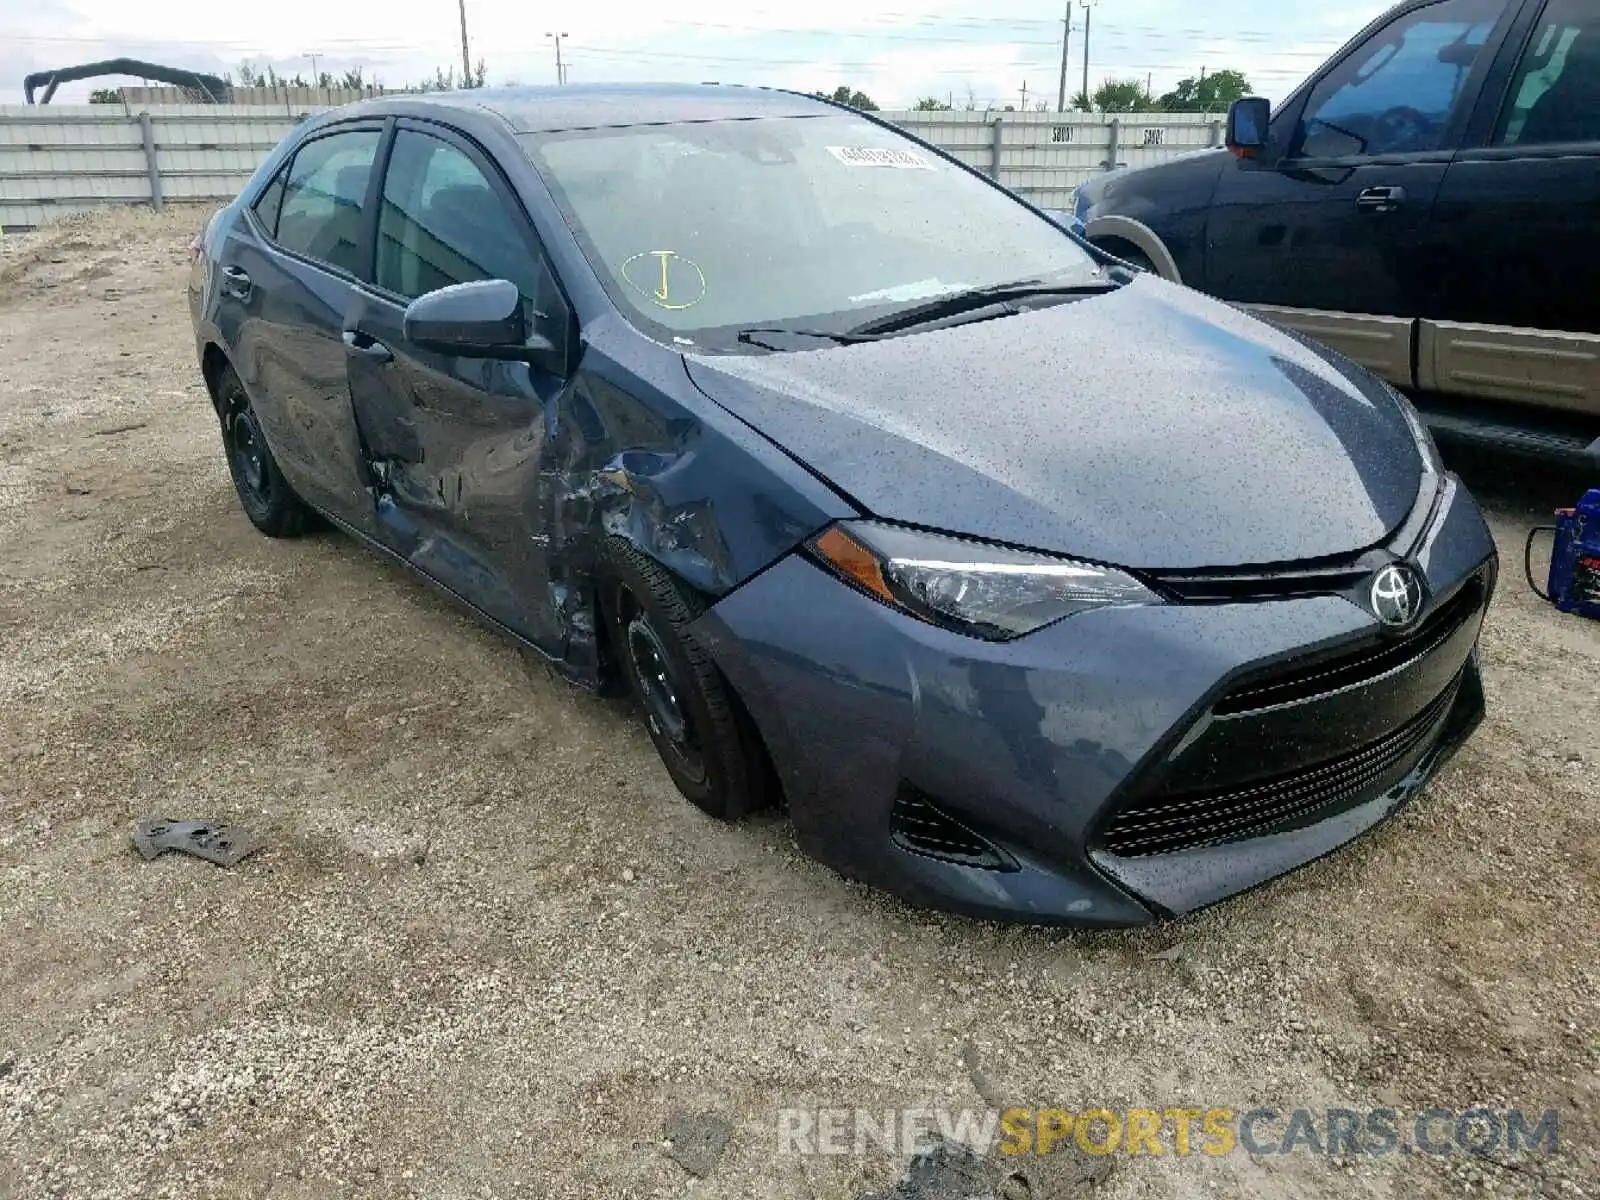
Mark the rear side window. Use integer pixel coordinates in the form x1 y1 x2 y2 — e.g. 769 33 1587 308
1495 0 1600 146
252 169 286 237
274 129 382 276
1294 0 1506 158
375 129 547 304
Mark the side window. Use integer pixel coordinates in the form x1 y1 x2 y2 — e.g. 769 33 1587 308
274 129 382 276
1495 0 1600 146
376 129 553 314
1295 0 1507 158
252 168 287 238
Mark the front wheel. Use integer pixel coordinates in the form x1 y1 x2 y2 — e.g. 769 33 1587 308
599 539 767 820
216 364 309 538
1103 243 1157 275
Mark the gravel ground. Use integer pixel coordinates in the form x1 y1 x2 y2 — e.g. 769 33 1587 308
0 207 1596 1200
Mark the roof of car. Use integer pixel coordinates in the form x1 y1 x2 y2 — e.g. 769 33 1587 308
375 83 833 133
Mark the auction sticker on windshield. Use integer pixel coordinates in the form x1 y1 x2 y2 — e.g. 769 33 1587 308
826 146 935 170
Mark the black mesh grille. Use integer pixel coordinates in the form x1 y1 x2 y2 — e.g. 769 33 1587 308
1152 565 1370 604
1214 576 1484 715
1100 679 1459 858
891 788 1014 871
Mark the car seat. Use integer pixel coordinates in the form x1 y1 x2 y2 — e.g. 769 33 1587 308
1519 28 1600 145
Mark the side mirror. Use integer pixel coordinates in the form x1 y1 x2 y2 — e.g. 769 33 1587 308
403 278 556 360
1226 97 1271 158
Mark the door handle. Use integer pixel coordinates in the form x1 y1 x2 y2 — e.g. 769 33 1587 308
342 330 393 363
220 265 252 299
1356 186 1406 213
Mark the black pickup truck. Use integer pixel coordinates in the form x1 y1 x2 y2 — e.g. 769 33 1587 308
1070 0 1599 464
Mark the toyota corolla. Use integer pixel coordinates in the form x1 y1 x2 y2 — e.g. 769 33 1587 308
189 84 1497 925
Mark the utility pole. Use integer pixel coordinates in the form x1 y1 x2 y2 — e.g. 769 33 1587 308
1020 80 1029 110
1081 2 1093 110
1056 2 1073 112
307 53 320 84
546 32 568 85
457 0 471 85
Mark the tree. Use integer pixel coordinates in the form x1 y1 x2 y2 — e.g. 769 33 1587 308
1092 78 1163 113
913 96 951 111
340 67 366 91
815 85 878 111
1159 69 1252 113
89 88 122 104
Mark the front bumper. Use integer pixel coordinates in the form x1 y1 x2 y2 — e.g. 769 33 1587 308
692 479 1497 926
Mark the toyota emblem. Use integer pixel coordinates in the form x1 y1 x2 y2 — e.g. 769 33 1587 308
1369 564 1425 628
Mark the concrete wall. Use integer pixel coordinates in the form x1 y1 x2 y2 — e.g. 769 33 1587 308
889 109 1223 209
0 103 1223 230
0 104 308 229
119 85 385 109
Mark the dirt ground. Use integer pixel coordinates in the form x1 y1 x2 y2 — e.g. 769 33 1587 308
0 207 1596 1200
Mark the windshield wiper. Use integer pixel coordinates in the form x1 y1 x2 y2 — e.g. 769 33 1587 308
736 327 883 351
845 276 1124 338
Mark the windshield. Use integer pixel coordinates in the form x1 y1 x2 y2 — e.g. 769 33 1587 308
522 114 1099 347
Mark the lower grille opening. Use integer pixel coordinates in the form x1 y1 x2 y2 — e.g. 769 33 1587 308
1099 678 1460 858
891 787 1015 871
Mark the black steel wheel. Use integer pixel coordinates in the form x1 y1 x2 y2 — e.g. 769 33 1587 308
216 364 308 537
600 538 773 820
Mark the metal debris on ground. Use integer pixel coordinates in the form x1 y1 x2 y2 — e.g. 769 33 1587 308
132 818 260 867
860 1134 1113 1200
860 1137 993 1200
661 1109 732 1178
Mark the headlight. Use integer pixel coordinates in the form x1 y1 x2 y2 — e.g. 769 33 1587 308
807 521 1161 641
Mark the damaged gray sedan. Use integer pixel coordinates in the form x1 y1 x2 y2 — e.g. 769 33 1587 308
189 84 1496 925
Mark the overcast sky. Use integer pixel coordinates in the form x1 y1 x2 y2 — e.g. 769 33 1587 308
2 0 1390 108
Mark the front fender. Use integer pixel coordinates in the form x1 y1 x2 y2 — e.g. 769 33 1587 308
1085 214 1185 284
540 333 855 679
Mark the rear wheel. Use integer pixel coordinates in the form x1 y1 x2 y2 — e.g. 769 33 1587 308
216 365 309 538
600 539 767 820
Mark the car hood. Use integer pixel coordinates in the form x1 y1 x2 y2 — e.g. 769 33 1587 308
683 277 1424 570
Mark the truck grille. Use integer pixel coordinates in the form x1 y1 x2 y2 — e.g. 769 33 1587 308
1100 678 1459 858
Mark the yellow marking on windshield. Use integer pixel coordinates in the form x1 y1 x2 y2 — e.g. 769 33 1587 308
655 250 671 302
621 250 707 311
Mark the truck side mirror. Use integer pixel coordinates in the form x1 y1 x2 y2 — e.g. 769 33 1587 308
1226 97 1271 158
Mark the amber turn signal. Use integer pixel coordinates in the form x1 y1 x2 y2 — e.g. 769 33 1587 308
811 526 896 605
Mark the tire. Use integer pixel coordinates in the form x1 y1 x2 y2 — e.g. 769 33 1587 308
599 538 768 820
1099 241 1157 275
216 364 309 538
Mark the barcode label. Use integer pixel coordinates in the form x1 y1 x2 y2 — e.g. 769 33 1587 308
826 146 935 170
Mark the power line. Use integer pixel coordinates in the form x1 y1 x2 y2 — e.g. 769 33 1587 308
0 21 1353 53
